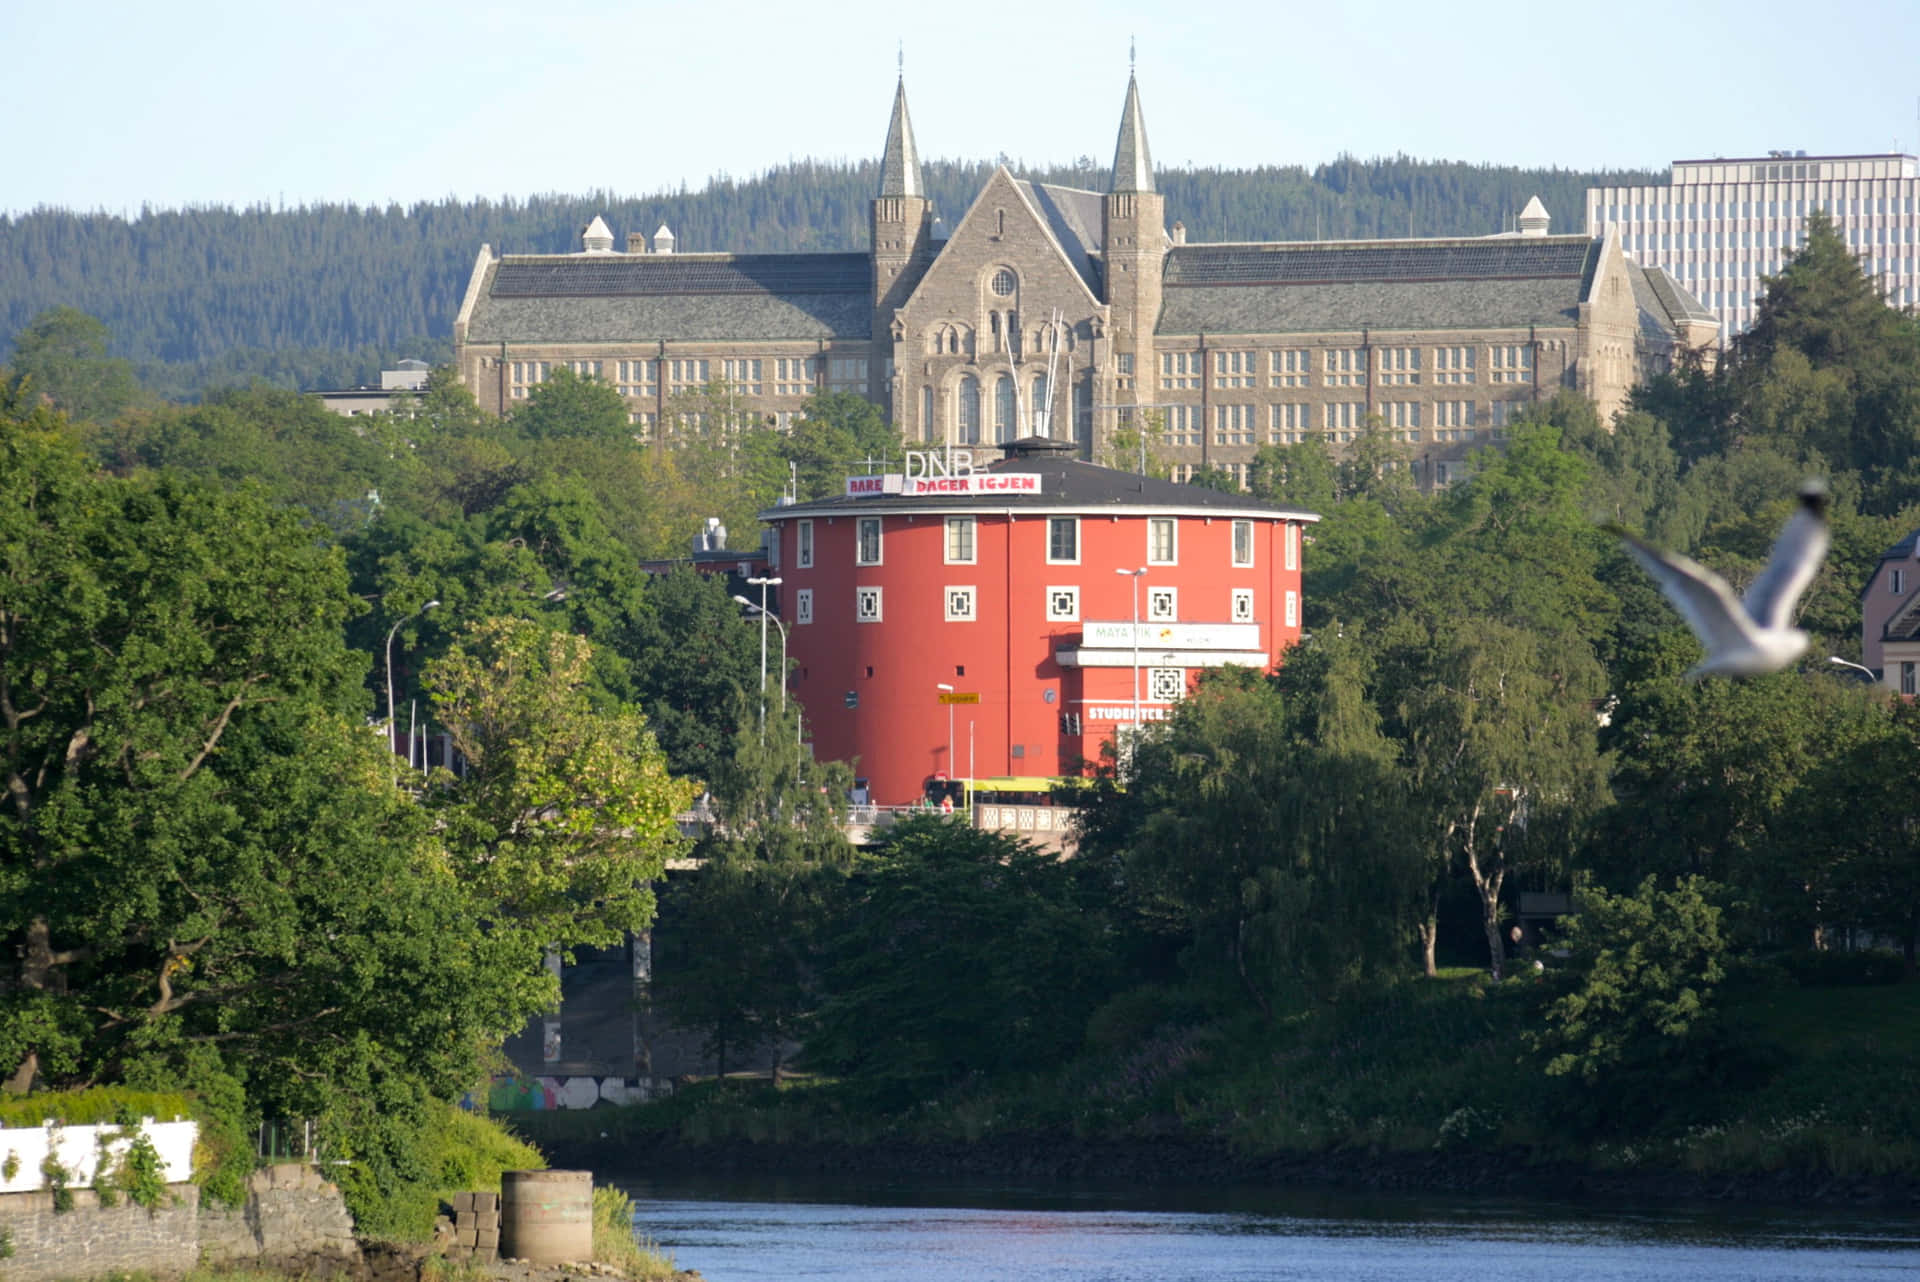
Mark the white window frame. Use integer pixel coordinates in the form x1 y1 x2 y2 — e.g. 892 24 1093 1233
1285 523 1299 572
1285 590 1299 628
1148 667 1187 703
797 519 814 569
795 588 814 625
945 516 977 565
856 516 883 566
1147 517 1177 566
1047 517 1080 565
855 586 883 623
944 585 977 622
1147 585 1178 622
1231 519 1254 568
1046 585 1080 622
1231 588 1255 622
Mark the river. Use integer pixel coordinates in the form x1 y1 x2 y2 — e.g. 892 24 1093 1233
614 1175 1920 1281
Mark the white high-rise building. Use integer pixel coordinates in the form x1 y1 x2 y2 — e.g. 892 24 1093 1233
1587 153 1920 337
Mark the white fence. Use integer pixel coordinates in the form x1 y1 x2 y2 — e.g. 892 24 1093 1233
0 1119 197 1193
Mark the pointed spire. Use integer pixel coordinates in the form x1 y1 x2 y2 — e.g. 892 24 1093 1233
1517 195 1551 236
1111 73 1155 194
879 77 924 198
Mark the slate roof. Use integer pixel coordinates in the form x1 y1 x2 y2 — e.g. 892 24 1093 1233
1158 237 1601 336
1015 180 1106 296
1639 265 1717 327
464 252 872 344
761 438 1320 521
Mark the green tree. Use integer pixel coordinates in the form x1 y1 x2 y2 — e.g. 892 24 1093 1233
0 422 562 1234
806 817 1113 1100
4 307 139 426
423 618 696 964
1528 876 1728 1109
780 391 901 499
1400 621 1610 980
654 693 852 1075
510 367 632 442
1248 438 1337 509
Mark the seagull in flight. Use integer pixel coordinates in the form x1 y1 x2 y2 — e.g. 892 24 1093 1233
1607 480 1830 679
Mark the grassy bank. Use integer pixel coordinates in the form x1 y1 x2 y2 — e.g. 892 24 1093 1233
509 970 1920 1186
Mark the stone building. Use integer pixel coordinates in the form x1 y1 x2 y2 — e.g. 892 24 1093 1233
454 76 1717 488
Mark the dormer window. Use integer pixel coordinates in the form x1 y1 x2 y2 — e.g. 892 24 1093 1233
1895 568 1907 596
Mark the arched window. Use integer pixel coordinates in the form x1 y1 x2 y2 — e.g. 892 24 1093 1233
921 385 934 442
1032 376 1049 435
995 375 1016 442
958 376 981 445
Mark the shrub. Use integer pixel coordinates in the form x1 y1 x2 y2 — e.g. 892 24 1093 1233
592 1186 678 1280
1778 948 1906 988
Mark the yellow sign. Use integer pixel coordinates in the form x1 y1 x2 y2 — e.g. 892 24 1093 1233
938 691 980 705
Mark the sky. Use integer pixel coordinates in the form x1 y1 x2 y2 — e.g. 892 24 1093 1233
6 0 1918 218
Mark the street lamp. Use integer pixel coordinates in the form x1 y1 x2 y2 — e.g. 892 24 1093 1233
1829 655 1878 683
385 599 439 776
733 593 797 745
936 683 955 791
744 576 783 742
1115 567 1146 764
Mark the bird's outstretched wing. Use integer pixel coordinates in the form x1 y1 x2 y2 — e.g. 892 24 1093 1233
1743 482 1831 632
1606 523 1757 656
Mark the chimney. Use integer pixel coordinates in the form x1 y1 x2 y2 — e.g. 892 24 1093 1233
1171 221 1187 246
627 232 647 254
654 223 676 255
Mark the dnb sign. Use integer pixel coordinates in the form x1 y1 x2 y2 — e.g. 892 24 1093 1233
846 448 1043 497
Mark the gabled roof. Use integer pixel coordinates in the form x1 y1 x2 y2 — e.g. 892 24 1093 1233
760 439 1320 522
1014 180 1106 296
465 252 872 344
1158 237 1601 335
1883 581 1920 642
1638 265 1718 327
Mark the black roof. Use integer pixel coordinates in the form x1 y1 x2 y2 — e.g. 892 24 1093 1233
490 252 869 298
762 438 1320 521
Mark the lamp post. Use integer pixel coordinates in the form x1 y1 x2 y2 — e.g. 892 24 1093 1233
734 594 797 745
1829 655 1878 683
936 683 955 787
744 575 783 742
1115 567 1145 764
385 599 439 777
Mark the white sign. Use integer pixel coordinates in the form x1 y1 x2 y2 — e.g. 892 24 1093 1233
1081 621 1261 650
904 447 979 478
1081 705 1173 723
902 474 1041 496
844 472 1041 497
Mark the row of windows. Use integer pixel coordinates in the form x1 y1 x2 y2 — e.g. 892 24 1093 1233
795 516 1297 571
794 583 1299 630
503 355 846 402
1157 344 1524 391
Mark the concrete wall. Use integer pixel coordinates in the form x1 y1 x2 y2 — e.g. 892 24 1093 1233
0 1185 201 1282
200 1162 361 1269
0 1162 358 1282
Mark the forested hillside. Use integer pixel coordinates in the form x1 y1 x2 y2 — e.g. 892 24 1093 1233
0 155 1656 398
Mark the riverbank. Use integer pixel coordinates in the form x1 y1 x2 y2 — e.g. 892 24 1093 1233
529 1128 1920 1210
506 970 1920 1213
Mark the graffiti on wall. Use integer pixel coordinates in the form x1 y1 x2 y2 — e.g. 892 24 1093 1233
477 1075 671 1111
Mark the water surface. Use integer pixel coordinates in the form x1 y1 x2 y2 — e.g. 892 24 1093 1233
617 1174 1920 1282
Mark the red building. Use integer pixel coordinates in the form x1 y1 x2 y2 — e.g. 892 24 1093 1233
759 438 1319 806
